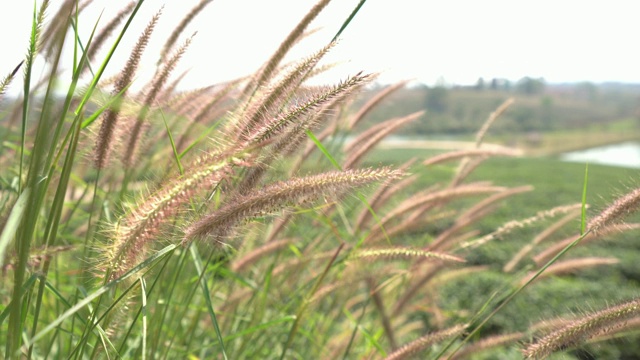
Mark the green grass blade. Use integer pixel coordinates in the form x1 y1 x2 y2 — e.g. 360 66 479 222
189 245 228 360
0 273 39 327
74 0 145 115
140 276 148 360
27 18 102 357
341 299 386 357
6 1 49 353
160 108 183 174
178 119 223 159
18 0 39 193
442 170 591 359
280 243 345 360
581 163 589 235
355 192 390 246
223 316 296 342
0 188 29 268
341 297 372 360
44 278 116 359
23 244 176 350
445 233 593 358
331 0 367 42
305 129 341 170
81 82 132 129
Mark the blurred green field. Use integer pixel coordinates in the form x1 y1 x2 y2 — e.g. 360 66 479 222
362 147 640 358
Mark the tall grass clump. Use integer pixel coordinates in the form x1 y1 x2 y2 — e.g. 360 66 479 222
1 1 639 359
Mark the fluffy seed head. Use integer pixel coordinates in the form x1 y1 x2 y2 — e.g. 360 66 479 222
588 187 640 232
523 297 640 358
184 167 404 244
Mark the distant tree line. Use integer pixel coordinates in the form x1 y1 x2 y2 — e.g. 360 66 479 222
352 79 640 135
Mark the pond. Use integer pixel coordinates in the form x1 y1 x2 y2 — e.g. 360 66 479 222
559 141 640 169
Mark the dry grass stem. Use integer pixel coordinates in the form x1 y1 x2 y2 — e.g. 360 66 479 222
348 80 409 129
520 257 619 285
384 324 467 360
450 332 524 360
354 159 417 230
423 147 521 167
475 97 515 146
391 264 445 316
379 184 506 229
366 277 398 349
532 222 640 266
344 111 423 168
460 203 583 249
504 209 581 272
231 238 292 272
430 186 533 250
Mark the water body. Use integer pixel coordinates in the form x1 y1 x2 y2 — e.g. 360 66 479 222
559 141 640 169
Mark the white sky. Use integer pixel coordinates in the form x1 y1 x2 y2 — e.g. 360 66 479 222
1 0 639 93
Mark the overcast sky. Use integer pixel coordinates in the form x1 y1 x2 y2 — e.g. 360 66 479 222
1 0 639 93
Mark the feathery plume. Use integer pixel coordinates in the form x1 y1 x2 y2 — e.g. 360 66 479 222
523 297 640 358
105 152 245 277
475 97 514 147
159 0 213 63
350 247 465 263
378 184 506 230
247 72 371 146
450 332 524 360
40 0 90 59
452 98 514 186
344 111 423 169
95 9 161 169
231 238 292 272
239 42 336 140
123 33 194 167
384 324 467 360
184 167 403 244
504 209 581 272
460 203 583 249
520 257 619 286
450 156 488 187
430 186 533 251
588 187 640 232
88 1 136 64
532 222 640 266
423 147 521 167
0 61 24 102
243 0 332 95
348 80 409 129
